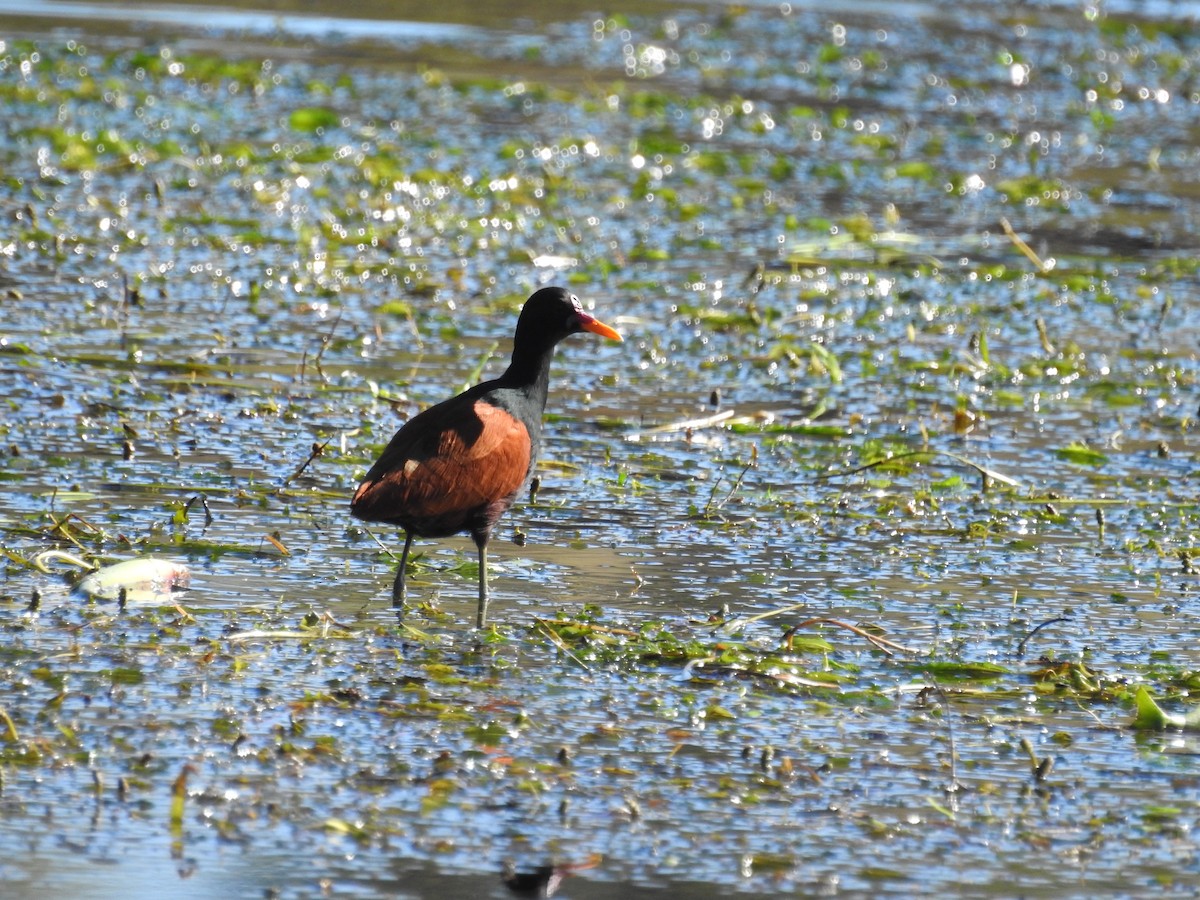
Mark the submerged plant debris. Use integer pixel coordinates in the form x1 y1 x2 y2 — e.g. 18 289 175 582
0 0 1199 896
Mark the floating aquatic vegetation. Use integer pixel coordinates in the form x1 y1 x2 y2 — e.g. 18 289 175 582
1131 686 1200 731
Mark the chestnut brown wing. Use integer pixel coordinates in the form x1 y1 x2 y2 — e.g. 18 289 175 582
351 399 532 536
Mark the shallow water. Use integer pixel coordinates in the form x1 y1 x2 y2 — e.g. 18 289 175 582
1 0 1199 897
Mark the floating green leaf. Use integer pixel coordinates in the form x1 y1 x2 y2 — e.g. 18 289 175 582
1130 686 1200 730
909 661 1011 681
289 106 339 132
1055 442 1108 466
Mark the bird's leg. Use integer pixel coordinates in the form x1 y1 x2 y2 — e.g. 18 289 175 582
392 530 414 611
474 532 490 629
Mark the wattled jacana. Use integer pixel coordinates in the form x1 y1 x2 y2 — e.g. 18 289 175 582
350 287 622 627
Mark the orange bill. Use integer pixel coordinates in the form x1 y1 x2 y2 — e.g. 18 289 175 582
578 312 623 341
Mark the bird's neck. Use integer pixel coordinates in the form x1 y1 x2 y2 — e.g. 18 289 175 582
499 342 555 409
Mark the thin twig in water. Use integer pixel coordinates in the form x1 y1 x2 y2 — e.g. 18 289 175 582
364 527 400 561
459 340 500 394
533 618 593 672
699 474 726 518
45 513 102 551
928 681 963 796
311 306 343 383
1016 615 1071 657
625 409 734 442
263 533 291 557
1000 217 1051 274
720 601 811 633
1035 316 1056 355
784 617 919 657
1074 700 1122 732
700 453 757 519
721 604 918 655
814 449 1018 490
719 457 755 509
537 619 641 638
283 438 332 488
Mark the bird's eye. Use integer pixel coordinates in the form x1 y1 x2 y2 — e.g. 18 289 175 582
570 295 582 311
